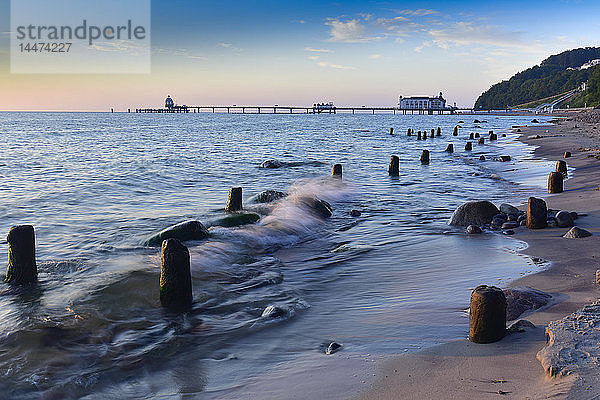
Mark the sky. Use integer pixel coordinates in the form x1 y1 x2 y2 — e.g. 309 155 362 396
1 0 600 111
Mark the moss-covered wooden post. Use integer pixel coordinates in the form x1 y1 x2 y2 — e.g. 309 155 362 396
225 187 243 212
332 164 342 179
389 155 399 176
160 238 192 308
5 225 37 285
469 285 506 343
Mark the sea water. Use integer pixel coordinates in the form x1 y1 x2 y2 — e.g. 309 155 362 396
0 112 553 398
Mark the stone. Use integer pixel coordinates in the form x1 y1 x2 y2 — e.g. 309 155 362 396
474 132 480 138
556 160 567 175
500 203 520 217
526 197 547 229
474 119 481 123
570 211 578 220
466 225 482 234
350 210 362 217
548 171 563 194
547 219 557 228
389 127 394 135
507 214 518 222
226 187 243 212
250 190 287 204
503 230 515 235
508 319 536 333
465 142 473 151
209 213 260 228
478 137 485 144
469 285 507 344
503 287 551 320
261 305 286 319
527 134 541 139
332 164 343 179
469 132 475 140
502 221 519 230
479 155 486 161
563 227 592 238
564 151 571 158
407 128 412 136
449 201 500 226
420 150 430 164
453 126 458 136
502 133 507 137
499 155 512 162
259 160 282 169
326 342 342 355
145 221 209 247
5 225 37 285
389 155 399 176
445 144 454 153
297 197 333 219
160 239 193 308
555 211 574 228
531 119 539 123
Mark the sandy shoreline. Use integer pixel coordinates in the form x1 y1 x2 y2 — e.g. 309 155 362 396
355 115 600 399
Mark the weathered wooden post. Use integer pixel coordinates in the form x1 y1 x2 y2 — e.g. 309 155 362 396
423 132 428 141
390 127 394 135
160 238 192 308
389 156 399 176
332 164 343 179
475 132 480 138
5 225 37 285
420 150 430 165
564 151 571 158
430 129 435 138
445 144 454 153
226 187 243 212
556 160 567 175
436 127 441 136
469 132 474 140
527 197 547 229
465 142 473 151
407 128 412 136
548 171 563 194
453 126 458 136
469 285 506 343
478 137 485 145
417 131 422 140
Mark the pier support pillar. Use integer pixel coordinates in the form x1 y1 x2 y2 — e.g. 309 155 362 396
5 225 37 285
469 285 506 343
226 187 243 212
389 156 399 176
527 197 548 229
548 171 563 194
160 239 192 308
556 160 567 175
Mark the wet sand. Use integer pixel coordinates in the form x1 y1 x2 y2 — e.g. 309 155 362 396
355 115 600 399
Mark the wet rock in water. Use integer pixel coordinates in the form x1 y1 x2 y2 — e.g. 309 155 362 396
466 225 482 234
209 213 260 228
491 217 505 229
502 221 519 230
297 197 333 218
475 132 480 138
517 214 525 223
479 155 486 161
145 221 209 247
465 142 473 151
570 211 578 220
499 155 512 162
350 210 362 217
325 342 342 355
508 319 536 333
449 201 500 226
469 132 475 140
555 211 574 228
520 220 526 226
469 285 507 344
528 134 541 139
445 144 454 153
507 214 518 222
250 190 287 204
502 133 507 137
503 229 515 235
500 203 520 217
547 219 558 228
474 119 481 123
564 151 571 158
563 227 592 238
503 287 551 320
537 301 600 377
261 305 286 319
259 160 283 169
526 197 547 229
531 119 539 123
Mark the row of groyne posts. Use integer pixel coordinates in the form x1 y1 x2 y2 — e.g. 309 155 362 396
2 126 570 342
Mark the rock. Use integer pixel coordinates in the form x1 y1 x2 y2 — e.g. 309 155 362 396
465 142 473 151
507 214 518 222
500 203 520 217
531 119 539 123
503 287 551 320
145 221 209 247
491 217 505 229
537 301 600 377
502 133 507 137
517 215 525 223
445 144 454 153
499 155 512 162
259 160 283 169
547 219 557 228
261 305 286 319
466 225 482 234
209 213 260 228
350 210 362 217
449 201 500 226
508 319 536 333
563 227 592 238
160 239 193 308
527 134 541 139
250 190 287 204
297 197 333 219
570 211 578 220
478 138 485 144
502 222 519 230
479 155 486 161
555 211 574 228
520 220 526 226
475 132 480 138
503 230 515 235
526 197 547 229
494 213 508 223
469 285 507 344
474 119 481 123
325 342 342 355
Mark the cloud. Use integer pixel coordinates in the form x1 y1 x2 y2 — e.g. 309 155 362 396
298 20 306 24
397 9 438 16
153 47 207 60
369 54 382 59
219 42 243 52
325 18 384 43
307 55 319 60
304 47 333 53
427 22 531 51
317 61 357 70
414 41 433 52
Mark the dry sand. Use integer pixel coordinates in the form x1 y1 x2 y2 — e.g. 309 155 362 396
355 116 600 400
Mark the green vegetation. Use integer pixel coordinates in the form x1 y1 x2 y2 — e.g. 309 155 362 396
475 47 600 110
514 92 570 109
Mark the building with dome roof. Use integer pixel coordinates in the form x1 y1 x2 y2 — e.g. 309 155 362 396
165 95 174 109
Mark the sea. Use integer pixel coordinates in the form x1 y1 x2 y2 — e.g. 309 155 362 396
0 112 554 399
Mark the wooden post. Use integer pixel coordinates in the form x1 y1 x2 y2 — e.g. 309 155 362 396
445 144 454 153
453 126 458 136
436 127 441 136
469 285 506 343
389 155 399 176
548 171 563 194
5 225 37 285
226 187 243 212
465 142 473 151
160 239 192 308
527 197 547 229
478 137 485 145
332 164 343 179
420 150 430 165
556 160 567 175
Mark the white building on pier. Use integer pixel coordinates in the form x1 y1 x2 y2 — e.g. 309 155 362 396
398 92 447 110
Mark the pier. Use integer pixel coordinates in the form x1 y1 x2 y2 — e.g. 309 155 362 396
135 105 460 115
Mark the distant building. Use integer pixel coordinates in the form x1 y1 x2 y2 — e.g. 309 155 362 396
567 59 600 71
165 95 174 109
398 92 447 110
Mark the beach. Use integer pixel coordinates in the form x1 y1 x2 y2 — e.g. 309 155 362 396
356 112 600 400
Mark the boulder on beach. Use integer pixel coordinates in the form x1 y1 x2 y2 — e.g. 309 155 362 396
325 342 342 355
502 221 519 230
500 203 520 217
449 201 499 226
209 212 261 228
249 190 287 204
145 220 209 247
555 211 574 228
499 155 512 162
503 287 552 320
466 225 482 234
259 160 283 169
563 226 592 238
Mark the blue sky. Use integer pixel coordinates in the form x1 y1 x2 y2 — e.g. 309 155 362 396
1 0 600 110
